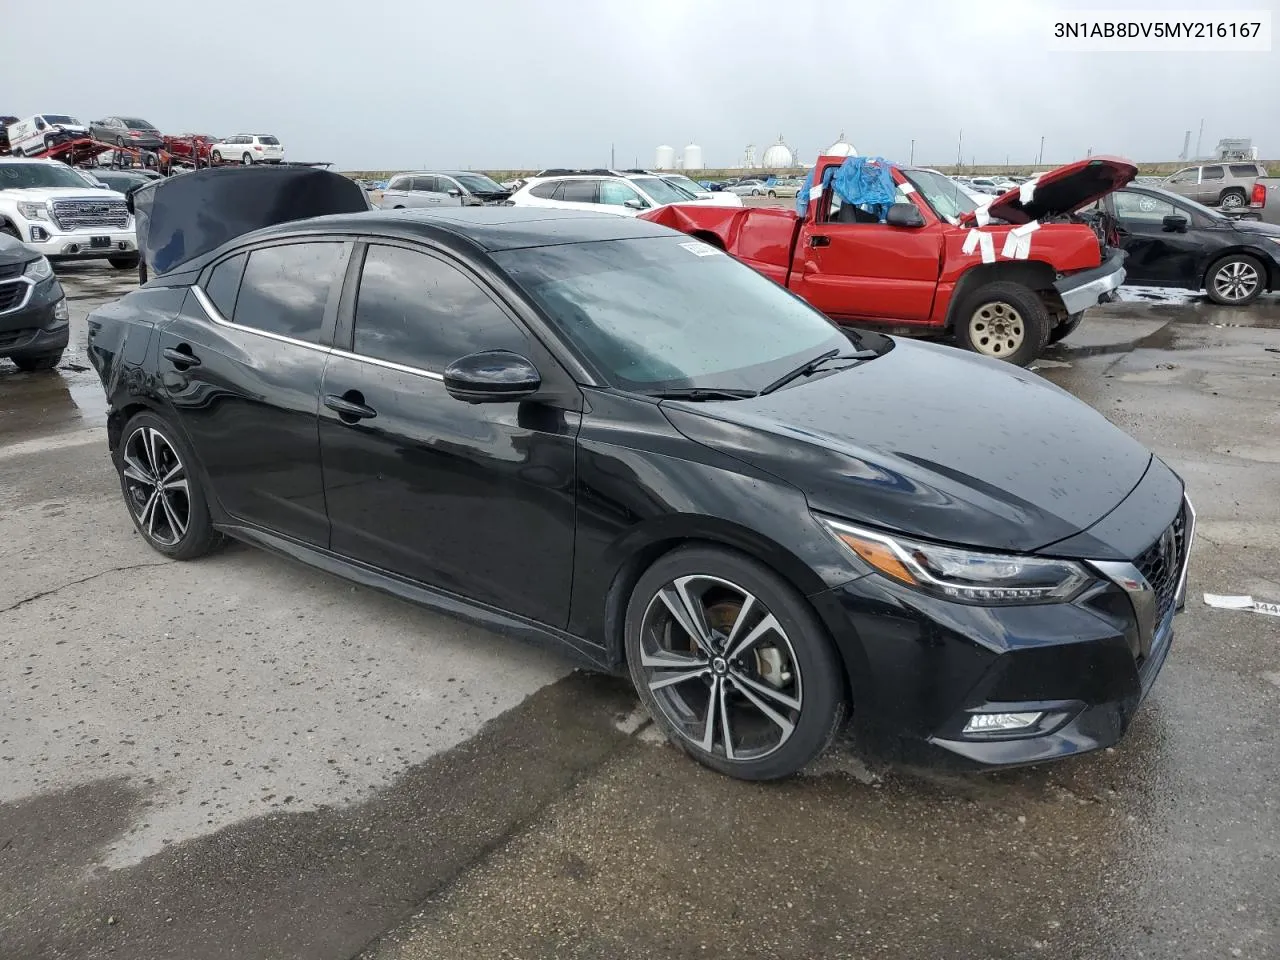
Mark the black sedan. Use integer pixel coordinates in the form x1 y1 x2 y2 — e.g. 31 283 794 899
1094 184 1280 304
0 234 69 370
87 169 1194 780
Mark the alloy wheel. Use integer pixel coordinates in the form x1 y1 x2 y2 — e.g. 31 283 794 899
1213 260 1259 301
1220 192 1245 209
968 301 1025 357
638 574 804 762
121 426 190 547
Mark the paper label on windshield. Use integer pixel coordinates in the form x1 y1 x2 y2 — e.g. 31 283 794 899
679 241 724 257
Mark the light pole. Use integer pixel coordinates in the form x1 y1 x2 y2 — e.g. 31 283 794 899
909 139 915 165
1037 136 1045 167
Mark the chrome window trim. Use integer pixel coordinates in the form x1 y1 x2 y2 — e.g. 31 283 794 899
190 285 331 355
329 347 444 382
0 275 35 316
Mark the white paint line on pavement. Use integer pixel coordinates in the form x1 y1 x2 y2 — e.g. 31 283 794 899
0 427 107 461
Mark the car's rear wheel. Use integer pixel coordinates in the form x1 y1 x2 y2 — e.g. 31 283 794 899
115 411 220 561
767 190 777 198
242 152 253 165
1218 188 1247 209
10 351 63 372
1206 253 1265 305
955 281 1050 366
625 546 845 780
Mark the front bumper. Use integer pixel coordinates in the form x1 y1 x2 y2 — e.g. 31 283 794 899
811 494 1193 770
0 275 69 358
21 222 137 260
1055 249 1127 315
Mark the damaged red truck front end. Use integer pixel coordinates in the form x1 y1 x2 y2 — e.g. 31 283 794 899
641 156 1137 366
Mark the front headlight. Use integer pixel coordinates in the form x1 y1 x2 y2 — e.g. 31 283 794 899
24 256 54 282
818 516 1090 605
16 201 49 221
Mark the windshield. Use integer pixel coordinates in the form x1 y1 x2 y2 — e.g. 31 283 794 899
663 175 705 196
494 237 849 392
901 169 979 221
121 118 157 129
456 173 506 193
632 176 692 206
41 115 80 125
0 162 104 190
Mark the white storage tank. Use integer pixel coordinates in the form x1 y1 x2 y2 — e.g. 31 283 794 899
683 143 704 170
655 144 676 169
761 135 794 169
826 132 858 157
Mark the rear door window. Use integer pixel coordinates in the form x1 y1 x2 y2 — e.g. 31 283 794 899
558 179 598 203
203 253 247 318
413 176 440 192
1201 165 1225 181
232 243 346 344
529 180 561 199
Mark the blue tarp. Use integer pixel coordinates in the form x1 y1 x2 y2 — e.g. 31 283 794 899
796 156 898 220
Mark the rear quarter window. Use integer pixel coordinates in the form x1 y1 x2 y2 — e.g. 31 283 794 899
1229 164 1261 178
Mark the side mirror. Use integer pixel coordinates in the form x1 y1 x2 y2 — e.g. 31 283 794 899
623 198 646 210
1162 215 1189 232
886 203 926 228
447 188 462 198
443 350 541 404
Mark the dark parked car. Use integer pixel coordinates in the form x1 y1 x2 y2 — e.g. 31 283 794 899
1089 184 1280 304
0 234 69 370
89 116 165 151
88 168 1194 780
0 116 17 156
87 169 158 196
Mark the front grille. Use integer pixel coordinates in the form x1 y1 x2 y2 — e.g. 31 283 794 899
0 262 22 280
50 198 129 231
1135 503 1188 628
0 328 35 349
0 279 27 313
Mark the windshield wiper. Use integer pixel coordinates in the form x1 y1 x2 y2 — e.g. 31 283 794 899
759 348 879 396
645 387 758 402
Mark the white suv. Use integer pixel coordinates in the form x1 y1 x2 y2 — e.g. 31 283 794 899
508 170 737 217
0 159 138 268
209 134 285 165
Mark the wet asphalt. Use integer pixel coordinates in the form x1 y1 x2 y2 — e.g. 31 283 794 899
1 264 1277 960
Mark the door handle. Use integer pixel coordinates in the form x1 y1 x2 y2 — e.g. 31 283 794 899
324 391 377 423
809 235 831 248
162 345 201 368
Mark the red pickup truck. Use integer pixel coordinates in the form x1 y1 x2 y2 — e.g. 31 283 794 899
640 156 1136 366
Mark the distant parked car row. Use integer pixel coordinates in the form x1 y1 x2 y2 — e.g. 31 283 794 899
1 113 285 166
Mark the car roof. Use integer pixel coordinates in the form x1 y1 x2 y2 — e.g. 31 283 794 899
246 206 675 253
0 156 64 165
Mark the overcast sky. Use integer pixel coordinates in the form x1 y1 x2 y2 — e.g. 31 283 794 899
5 0 1278 171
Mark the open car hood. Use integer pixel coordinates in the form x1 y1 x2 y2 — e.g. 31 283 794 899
129 166 368 276
960 157 1137 226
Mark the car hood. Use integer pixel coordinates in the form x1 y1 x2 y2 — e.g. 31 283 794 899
130 166 368 275
1228 217 1280 239
661 338 1153 554
0 233 35 267
1 187 126 203
961 157 1137 226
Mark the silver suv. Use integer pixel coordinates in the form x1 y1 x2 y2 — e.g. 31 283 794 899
378 171 511 209
1162 162 1268 210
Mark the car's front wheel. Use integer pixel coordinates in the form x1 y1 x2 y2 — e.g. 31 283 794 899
211 150 223 164
242 152 254 165
10 351 63 372
955 281 1051 366
1047 312 1084 345
1206 253 1265 305
109 255 139 270
625 546 846 780
115 411 220 560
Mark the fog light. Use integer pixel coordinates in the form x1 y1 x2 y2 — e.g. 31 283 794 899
964 712 1043 734
29 226 49 242
53 298 69 322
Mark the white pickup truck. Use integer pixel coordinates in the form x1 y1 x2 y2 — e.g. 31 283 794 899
0 157 138 269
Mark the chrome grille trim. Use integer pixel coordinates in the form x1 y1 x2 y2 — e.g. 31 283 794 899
0 276 35 316
50 198 130 231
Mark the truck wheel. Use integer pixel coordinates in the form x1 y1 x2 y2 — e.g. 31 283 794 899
1047 313 1084 345
1206 253 1265 305
109 255 140 270
11 350 64 372
1218 188 1246 209
955 281 1051 366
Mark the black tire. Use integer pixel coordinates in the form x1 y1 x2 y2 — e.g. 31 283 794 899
1047 312 1084 345
624 545 846 781
0 221 18 239
242 152 253 165
114 411 220 561
767 190 777 198
11 351 63 372
954 280 1051 366
1205 253 1265 305
751 189 761 196
211 150 223 164
109 255 140 270
1218 188 1247 210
